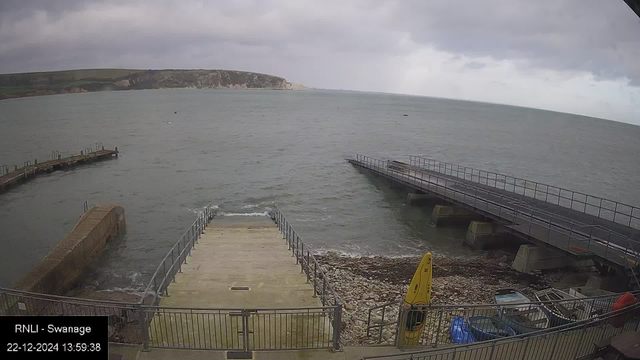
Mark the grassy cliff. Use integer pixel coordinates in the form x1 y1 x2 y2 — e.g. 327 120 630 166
0 69 305 100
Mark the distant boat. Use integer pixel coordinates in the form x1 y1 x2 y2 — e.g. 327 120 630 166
495 289 549 334
534 288 595 326
467 316 516 341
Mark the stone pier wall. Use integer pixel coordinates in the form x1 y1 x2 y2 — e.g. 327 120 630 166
15 205 126 295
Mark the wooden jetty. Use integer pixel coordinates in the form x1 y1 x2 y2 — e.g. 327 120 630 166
0 147 118 193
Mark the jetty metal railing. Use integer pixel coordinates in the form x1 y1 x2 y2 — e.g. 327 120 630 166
142 305 337 351
140 205 214 306
367 290 640 347
408 155 640 231
0 290 338 351
271 206 343 350
271 206 341 309
0 287 145 345
353 155 640 276
363 302 640 360
0 206 342 352
404 155 640 288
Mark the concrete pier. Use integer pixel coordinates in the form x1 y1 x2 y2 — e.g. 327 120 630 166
348 155 640 286
149 216 330 350
511 244 592 273
15 204 125 295
430 205 483 226
159 217 319 308
463 221 510 250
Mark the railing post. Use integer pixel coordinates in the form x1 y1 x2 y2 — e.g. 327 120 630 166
178 242 184 270
378 306 386 343
395 307 406 350
332 304 342 352
313 261 317 296
488 340 497 360
301 242 305 274
434 310 443 347
139 305 150 351
161 261 168 295
305 249 311 283
322 278 327 306
567 222 574 248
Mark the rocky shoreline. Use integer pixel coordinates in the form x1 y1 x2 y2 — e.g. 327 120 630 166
315 251 596 345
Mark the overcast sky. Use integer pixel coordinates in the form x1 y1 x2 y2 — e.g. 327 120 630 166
1 0 639 124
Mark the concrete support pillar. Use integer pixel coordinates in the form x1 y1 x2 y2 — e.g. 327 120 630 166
464 221 507 250
585 275 628 293
430 205 482 226
512 245 592 273
406 192 437 206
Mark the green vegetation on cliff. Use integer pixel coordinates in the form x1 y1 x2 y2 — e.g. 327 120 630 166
0 69 306 100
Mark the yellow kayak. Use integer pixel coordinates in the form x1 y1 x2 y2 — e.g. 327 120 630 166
402 252 432 346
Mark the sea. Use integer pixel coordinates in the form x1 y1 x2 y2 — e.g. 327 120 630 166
1 88 639 294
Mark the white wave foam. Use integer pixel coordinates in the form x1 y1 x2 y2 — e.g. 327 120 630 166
313 249 370 258
97 287 147 297
188 204 219 213
128 271 142 283
242 204 259 209
217 211 269 217
313 248 423 259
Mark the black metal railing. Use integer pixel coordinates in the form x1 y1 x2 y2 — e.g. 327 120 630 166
0 287 339 351
0 204 345 353
367 290 640 347
0 287 144 345
271 205 343 350
352 155 640 277
363 302 640 360
140 205 214 306
143 305 337 351
409 156 640 231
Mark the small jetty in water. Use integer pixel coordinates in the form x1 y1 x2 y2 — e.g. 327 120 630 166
0 145 118 193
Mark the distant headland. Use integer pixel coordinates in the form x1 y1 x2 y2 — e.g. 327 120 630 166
0 68 307 100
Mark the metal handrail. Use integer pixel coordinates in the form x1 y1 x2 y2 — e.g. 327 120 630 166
365 290 640 344
271 205 342 350
404 157 640 288
0 286 141 307
409 155 640 230
400 159 637 243
139 205 214 305
272 206 341 308
365 302 640 359
353 155 639 273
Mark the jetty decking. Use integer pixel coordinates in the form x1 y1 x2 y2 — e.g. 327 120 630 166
0 148 118 193
144 213 338 352
158 216 320 308
348 155 640 277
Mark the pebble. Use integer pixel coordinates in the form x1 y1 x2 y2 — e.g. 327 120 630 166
316 251 595 346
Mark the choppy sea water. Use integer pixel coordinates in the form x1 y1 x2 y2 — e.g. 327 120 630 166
1 89 639 293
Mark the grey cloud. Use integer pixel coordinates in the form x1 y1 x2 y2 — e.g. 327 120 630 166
0 0 639 88
390 0 640 85
465 61 486 70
